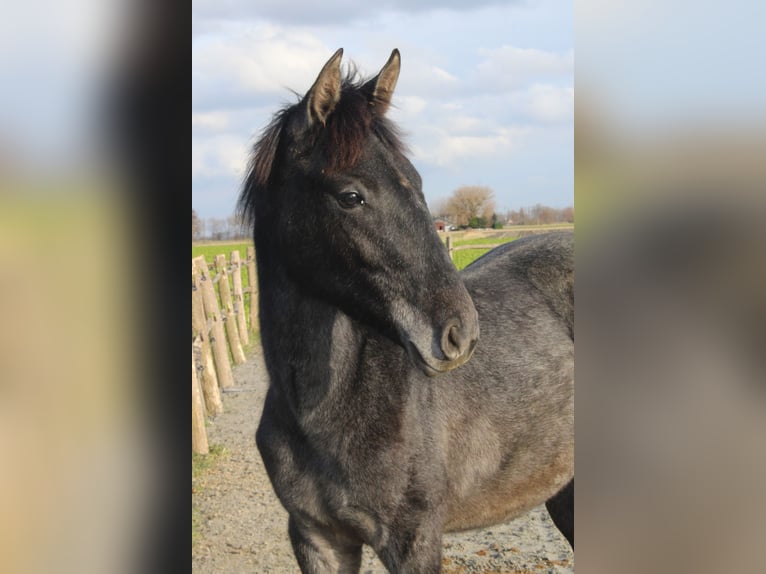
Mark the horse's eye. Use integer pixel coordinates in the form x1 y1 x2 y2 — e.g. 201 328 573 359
338 191 365 209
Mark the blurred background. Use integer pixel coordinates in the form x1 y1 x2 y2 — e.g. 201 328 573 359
575 1 765 573
0 1 763 573
0 1 179 573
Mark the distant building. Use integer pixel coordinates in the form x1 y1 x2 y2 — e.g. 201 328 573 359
433 219 448 232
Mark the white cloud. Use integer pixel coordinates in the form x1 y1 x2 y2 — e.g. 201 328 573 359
192 111 230 130
414 126 530 166
513 84 574 123
192 0 520 26
475 45 573 91
449 115 484 132
399 96 427 114
192 136 250 178
395 58 463 99
193 23 334 107
432 67 458 83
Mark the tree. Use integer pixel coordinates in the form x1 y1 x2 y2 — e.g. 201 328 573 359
192 209 201 240
428 197 452 220
228 214 248 240
446 186 495 227
537 204 557 225
506 205 574 225
506 207 528 225
208 217 225 240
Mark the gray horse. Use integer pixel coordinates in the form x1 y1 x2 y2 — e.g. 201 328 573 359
238 48 573 573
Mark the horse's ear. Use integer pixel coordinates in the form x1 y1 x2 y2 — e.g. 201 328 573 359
364 49 400 116
305 48 343 127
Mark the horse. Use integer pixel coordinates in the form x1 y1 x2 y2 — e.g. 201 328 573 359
238 48 574 573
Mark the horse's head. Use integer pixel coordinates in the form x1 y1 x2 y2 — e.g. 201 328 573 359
240 48 479 376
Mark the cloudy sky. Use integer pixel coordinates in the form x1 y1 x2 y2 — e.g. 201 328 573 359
192 0 573 219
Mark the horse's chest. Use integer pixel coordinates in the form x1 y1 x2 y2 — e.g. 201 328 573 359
263 418 414 514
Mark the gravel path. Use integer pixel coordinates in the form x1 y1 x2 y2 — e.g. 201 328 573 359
192 347 574 573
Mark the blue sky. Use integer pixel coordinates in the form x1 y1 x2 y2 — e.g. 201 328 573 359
192 0 574 219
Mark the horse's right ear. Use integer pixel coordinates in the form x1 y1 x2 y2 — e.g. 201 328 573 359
304 48 343 128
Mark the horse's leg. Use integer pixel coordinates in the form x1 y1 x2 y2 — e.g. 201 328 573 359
545 478 574 549
288 516 362 574
374 521 443 574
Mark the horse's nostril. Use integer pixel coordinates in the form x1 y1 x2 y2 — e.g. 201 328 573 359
448 325 460 351
442 322 469 361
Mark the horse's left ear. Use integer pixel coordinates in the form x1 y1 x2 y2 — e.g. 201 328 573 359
364 49 400 116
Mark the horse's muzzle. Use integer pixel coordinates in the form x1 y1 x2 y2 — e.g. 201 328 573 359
392 293 480 376
403 316 479 377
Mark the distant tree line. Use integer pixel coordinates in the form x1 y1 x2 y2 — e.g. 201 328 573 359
430 186 573 229
192 209 249 241
505 204 574 225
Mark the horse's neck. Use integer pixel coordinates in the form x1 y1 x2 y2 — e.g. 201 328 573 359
258 264 420 449
258 268 368 418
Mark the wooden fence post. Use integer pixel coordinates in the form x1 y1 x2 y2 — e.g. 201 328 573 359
192 347 209 454
246 246 259 333
194 256 234 389
215 254 246 365
230 250 250 347
446 235 454 261
192 263 223 415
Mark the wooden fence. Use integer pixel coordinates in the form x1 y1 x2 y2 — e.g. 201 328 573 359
444 236 504 261
192 247 259 454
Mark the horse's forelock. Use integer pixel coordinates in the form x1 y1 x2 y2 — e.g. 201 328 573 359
324 73 408 172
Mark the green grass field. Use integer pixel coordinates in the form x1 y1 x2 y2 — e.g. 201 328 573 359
453 248 493 270
192 242 253 266
453 236 518 247
452 236 519 269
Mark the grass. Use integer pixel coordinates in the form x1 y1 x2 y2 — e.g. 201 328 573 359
451 235 522 269
192 443 227 479
192 241 253 266
192 444 227 547
453 236 518 247
453 249 494 270
448 224 574 269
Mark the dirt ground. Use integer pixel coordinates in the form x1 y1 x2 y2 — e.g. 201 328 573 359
192 347 574 573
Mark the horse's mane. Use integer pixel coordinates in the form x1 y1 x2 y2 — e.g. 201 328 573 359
237 65 409 227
